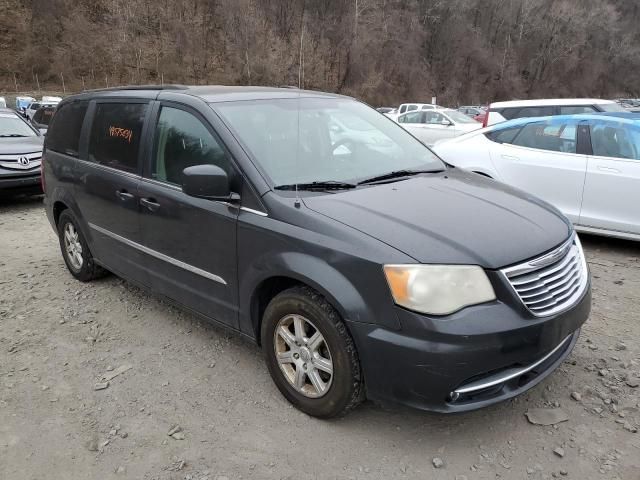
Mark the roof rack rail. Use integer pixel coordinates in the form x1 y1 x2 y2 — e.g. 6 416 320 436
278 85 299 89
84 84 188 93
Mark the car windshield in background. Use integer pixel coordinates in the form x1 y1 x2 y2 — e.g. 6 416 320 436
214 98 444 187
599 102 626 112
0 113 37 137
445 110 480 124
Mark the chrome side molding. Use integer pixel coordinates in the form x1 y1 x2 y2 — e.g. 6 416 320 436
89 223 227 285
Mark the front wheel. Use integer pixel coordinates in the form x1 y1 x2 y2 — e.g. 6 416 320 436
261 286 363 418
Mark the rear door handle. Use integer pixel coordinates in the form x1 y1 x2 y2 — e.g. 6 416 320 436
116 189 135 201
597 165 620 173
140 197 161 212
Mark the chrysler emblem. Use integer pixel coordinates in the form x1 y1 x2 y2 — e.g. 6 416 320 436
18 156 30 166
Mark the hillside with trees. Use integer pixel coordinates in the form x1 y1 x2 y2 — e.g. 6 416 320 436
1 0 639 105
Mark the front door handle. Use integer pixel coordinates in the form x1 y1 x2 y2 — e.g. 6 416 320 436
597 165 620 173
116 189 135 201
140 197 161 212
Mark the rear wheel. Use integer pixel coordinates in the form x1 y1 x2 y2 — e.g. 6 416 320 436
261 286 363 418
57 210 107 282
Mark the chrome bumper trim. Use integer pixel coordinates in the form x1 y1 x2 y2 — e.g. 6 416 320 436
454 333 573 395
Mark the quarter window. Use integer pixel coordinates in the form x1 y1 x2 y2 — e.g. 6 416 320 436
88 103 148 173
512 121 577 153
152 106 230 185
46 102 88 157
590 122 640 160
485 126 522 144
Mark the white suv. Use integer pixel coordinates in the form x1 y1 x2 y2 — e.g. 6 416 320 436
483 98 624 126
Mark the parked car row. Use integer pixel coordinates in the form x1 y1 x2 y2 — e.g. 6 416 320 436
433 112 640 241
0 107 44 197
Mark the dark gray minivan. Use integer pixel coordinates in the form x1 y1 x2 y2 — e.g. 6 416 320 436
43 86 591 418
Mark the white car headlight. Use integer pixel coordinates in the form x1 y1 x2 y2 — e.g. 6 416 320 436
383 264 496 315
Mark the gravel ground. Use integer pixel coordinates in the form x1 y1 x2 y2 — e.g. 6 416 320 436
1 196 639 480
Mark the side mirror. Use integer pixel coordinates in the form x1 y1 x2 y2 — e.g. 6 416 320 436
441 119 453 126
181 164 239 202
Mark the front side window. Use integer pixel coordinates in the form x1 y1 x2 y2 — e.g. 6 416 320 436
152 106 230 185
590 121 640 160
0 113 37 138
398 111 423 124
88 103 147 173
46 102 88 156
598 103 625 112
214 98 444 187
424 111 446 124
512 120 577 153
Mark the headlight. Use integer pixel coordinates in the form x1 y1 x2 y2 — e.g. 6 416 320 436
383 264 496 315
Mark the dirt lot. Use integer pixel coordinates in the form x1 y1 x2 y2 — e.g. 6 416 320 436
1 196 639 480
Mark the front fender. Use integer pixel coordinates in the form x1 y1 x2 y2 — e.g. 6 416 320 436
238 251 401 338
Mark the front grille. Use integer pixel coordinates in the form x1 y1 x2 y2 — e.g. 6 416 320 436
502 234 588 317
0 151 42 171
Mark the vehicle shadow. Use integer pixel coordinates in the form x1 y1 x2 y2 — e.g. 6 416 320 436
579 231 640 256
0 194 44 212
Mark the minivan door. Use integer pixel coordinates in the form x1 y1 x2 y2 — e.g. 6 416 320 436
580 120 640 234
74 100 151 286
137 104 239 328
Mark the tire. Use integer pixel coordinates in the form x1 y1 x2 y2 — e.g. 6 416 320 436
57 210 107 282
261 286 363 418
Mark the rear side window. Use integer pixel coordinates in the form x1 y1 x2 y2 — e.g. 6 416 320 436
512 121 577 153
500 106 554 120
559 106 597 115
590 122 640 160
88 103 148 173
46 102 88 157
485 126 522 144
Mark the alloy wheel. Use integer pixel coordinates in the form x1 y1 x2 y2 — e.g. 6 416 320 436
273 314 333 398
63 222 83 270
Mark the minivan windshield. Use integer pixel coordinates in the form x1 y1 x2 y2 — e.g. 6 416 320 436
0 113 37 137
214 97 444 187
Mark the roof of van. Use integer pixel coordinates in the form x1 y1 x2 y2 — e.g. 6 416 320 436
62 85 345 103
490 98 616 108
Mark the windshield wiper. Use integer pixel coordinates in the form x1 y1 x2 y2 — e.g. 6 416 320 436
357 169 439 185
0 134 29 138
274 181 357 191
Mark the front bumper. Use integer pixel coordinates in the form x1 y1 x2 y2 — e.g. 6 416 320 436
0 172 42 196
348 281 590 413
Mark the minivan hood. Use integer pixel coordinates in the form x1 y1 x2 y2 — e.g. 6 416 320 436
303 170 571 269
0 136 43 155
